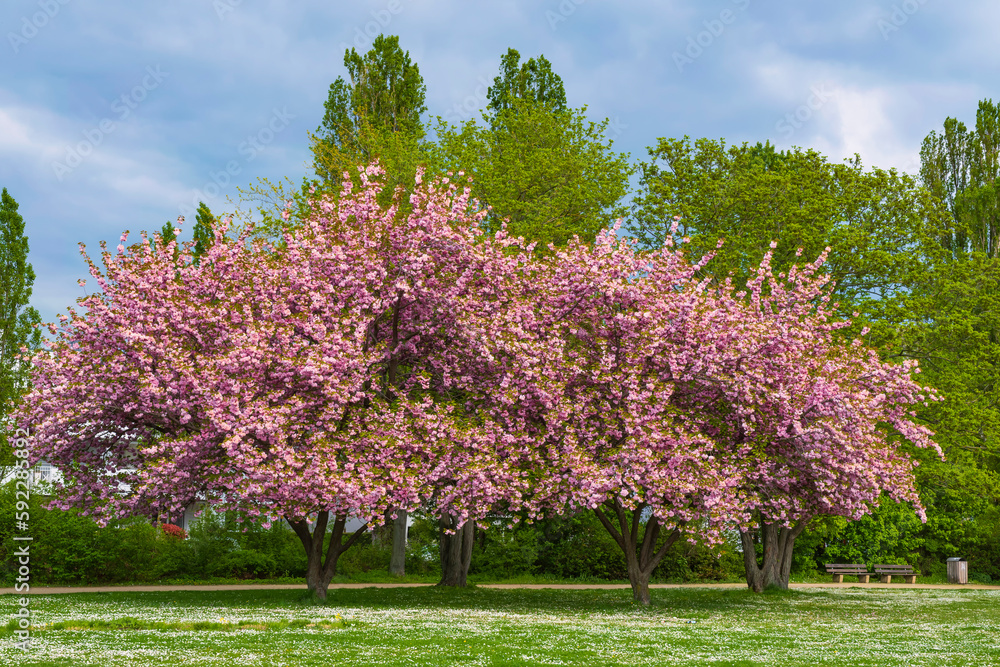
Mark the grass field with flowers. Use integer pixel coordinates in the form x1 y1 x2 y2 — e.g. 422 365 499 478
3 586 999 666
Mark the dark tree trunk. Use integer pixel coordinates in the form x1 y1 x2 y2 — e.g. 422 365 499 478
437 513 475 587
287 511 368 600
739 515 808 593
389 509 407 577
594 499 683 606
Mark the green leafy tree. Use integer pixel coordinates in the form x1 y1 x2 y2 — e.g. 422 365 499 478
485 48 567 117
430 49 630 249
920 99 1000 258
0 188 41 461
159 220 177 247
432 103 632 247
245 36 432 244
193 202 215 262
319 34 427 148
312 40 430 575
888 247 1000 574
313 34 429 204
629 137 949 320
909 100 1000 574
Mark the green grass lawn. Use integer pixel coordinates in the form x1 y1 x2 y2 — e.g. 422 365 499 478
2 586 999 666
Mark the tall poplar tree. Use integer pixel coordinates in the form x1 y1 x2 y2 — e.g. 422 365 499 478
920 99 1000 258
313 34 430 576
0 188 41 461
312 34 430 211
432 48 632 249
192 202 215 263
910 100 1000 573
485 48 567 117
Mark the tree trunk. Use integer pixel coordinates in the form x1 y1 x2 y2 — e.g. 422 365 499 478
437 513 475 587
287 511 368 600
389 509 407 576
594 499 683 606
739 515 807 593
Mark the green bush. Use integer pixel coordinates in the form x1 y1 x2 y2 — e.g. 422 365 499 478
340 540 391 574
662 538 745 582
151 531 197 580
969 571 992 584
210 549 278 579
403 513 441 576
18 478 994 585
0 485 313 584
805 500 924 570
0 480 171 584
533 511 628 580
470 520 539 579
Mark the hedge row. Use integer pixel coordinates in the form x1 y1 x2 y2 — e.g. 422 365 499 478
1 483 995 584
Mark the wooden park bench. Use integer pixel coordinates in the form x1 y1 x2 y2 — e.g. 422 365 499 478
824 563 875 583
873 564 918 584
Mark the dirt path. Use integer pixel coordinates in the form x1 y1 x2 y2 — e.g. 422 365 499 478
3 582 998 595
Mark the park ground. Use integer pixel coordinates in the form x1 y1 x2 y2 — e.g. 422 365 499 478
2 583 1000 666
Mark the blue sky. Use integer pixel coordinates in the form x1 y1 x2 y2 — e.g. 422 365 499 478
2 0 997 324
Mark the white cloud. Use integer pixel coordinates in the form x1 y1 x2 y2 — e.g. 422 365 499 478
4 0 997 324
0 108 35 153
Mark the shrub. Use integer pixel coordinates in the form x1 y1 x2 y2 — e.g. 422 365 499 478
533 511 628 580
404 513 441 575
807 500 924 569
151 529 198 580
210 549 278 579
470 520 539 579
339 539 391 574
160 523 187 539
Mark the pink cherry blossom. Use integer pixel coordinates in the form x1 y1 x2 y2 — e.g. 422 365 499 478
15 162 938 601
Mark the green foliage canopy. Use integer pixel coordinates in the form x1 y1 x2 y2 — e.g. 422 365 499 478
0 188 40 459
486 48 567 116
628 137 950 318
432 101 633 248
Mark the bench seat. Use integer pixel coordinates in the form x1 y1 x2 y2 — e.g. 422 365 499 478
824 563 875 583
873 564 918 584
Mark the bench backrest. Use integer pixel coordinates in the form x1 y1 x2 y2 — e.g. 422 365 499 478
825 564 869 573
873 564 915 573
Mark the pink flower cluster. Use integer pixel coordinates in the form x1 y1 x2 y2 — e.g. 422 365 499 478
160 523 187 540
16 164 940 541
